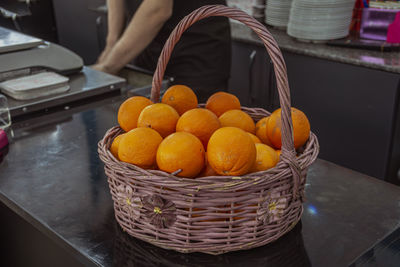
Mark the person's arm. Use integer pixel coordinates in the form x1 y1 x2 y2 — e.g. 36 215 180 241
93 0 173 74
97 0 126 63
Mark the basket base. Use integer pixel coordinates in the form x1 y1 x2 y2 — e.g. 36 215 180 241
113 219 310 266
114 206 303 255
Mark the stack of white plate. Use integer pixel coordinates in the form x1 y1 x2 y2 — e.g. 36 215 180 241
252 0 266 23
228 0 253 15
265 0 293 29
287 0 356 42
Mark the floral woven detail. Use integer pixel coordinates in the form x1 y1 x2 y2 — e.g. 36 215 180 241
116 184 142 220
257 191 288 224
142 194 176 229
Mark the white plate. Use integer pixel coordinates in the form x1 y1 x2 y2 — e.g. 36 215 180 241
293 0 355 6
289 16 352 23
288 26 349 37
267 18 289 23
288 25 350 33
290 7 354 14
289 21 351 29
287 32 349 40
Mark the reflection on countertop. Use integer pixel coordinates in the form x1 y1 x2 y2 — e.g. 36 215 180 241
351 225 400 267
230 21 400 74
113 220 310 267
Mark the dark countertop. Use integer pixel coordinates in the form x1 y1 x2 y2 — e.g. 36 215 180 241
230 21 400 74
351 225 400 266
1 92 400 266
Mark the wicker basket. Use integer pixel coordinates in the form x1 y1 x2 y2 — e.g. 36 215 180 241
98 5 319 255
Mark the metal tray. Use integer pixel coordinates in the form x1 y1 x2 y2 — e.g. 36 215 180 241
7 67 126 117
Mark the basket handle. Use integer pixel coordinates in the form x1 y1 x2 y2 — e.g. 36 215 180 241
150 5 301 197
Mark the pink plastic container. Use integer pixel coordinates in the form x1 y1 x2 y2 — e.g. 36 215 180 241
0 129 8 152
360 8 399 41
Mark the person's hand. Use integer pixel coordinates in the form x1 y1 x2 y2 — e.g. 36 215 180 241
96 37 118 64
91 62 118 75
93 39 122 75
97 46 112 64
91 63 106 73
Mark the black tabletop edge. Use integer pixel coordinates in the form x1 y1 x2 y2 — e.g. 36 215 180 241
0 190 99 267
349 222 400 267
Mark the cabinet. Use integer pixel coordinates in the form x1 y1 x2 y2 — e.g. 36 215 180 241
0 201 84 266
228 41 274 110
229 40 400 184
52 0 107 64
281 52 400 183
0 0 57 42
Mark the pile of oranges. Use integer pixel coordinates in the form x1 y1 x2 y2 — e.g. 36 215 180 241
110 85 310 178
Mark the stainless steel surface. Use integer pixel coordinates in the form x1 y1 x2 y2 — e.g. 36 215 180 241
7 67 126 117
0 41 83 76
119 66 154 91
0 0 31 18
0 94 11 129
0 26 42 53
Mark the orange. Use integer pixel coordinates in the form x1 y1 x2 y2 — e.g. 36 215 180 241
248 133 261 144
137 103 180 138
199 163 219 177
267 107 311 149
198 154 219 177
118 128 163 169
117 96 153 131
207 127 256 176
219 109 256 134
251 144 279 172
110 133 126 159
176 108 220 148
157 132 205 178
276 150 281 159
255 117 273 146
205 91 241 117
161 85 198 115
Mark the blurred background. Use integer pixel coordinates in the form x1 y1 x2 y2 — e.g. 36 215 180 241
1 0 398 64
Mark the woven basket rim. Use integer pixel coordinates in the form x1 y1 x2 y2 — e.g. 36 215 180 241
98 107 319 188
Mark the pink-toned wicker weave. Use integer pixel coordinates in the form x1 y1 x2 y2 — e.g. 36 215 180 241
98 5 319 255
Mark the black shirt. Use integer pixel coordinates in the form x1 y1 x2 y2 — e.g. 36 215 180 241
125 0 231 96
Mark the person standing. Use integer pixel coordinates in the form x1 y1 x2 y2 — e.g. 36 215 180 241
93 0 231 102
